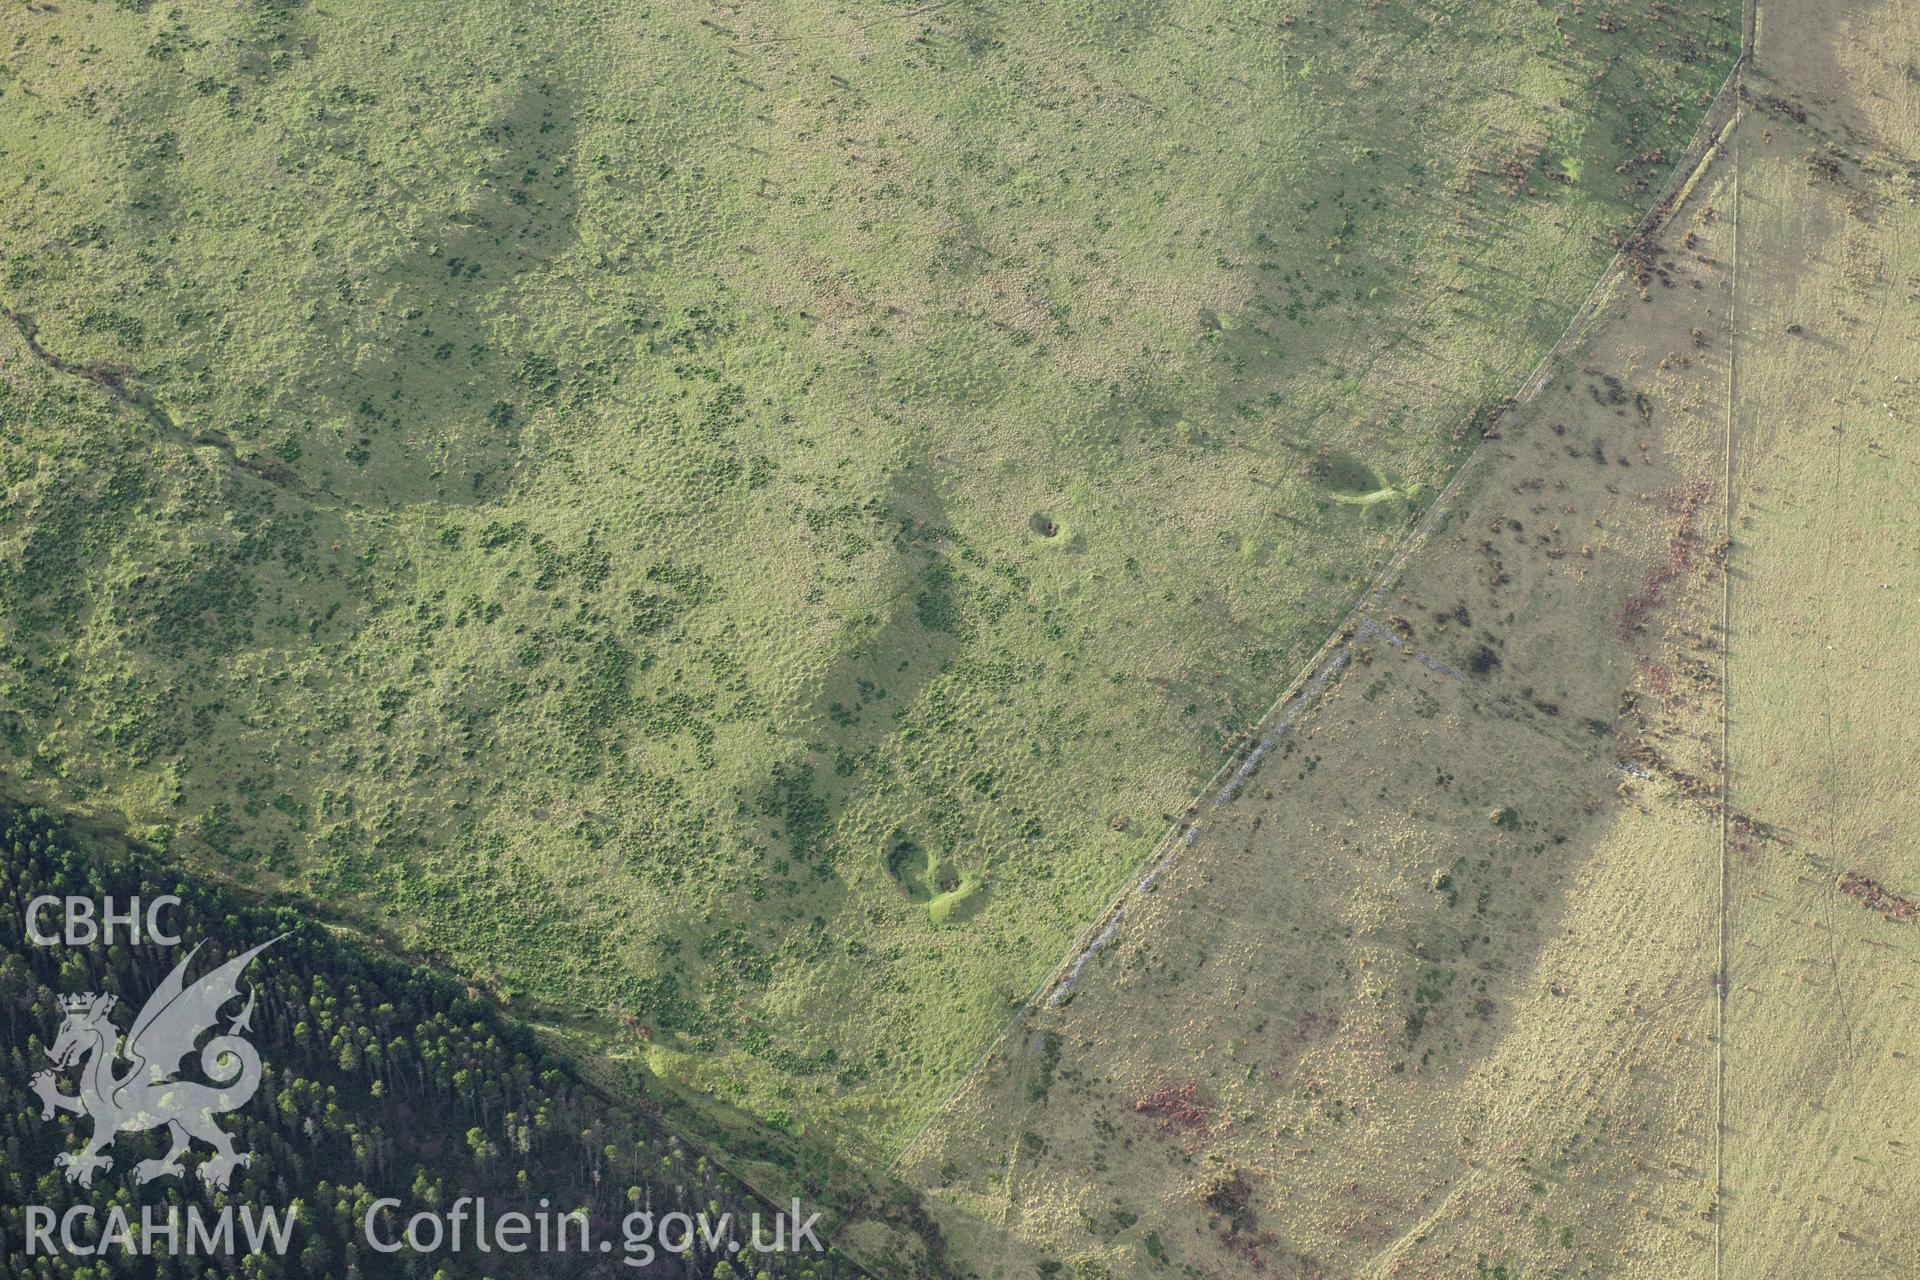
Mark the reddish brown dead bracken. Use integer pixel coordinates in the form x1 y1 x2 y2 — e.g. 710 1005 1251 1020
1134 1081 1212 1137
1836 871 1918 925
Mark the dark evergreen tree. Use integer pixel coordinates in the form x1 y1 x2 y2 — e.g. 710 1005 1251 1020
0 805 867 1280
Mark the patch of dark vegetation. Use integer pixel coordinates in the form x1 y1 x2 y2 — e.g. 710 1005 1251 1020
1027 1031 1063 1102
1837 871 1918 925
1587 366 1631 408
0 803 871 1279
763 761 833 869
1201 1167 1255 1226
883 832 937 901
1198 1167 1278 1268
1404 963 1455 1043
1469 397 1516 441
1748 88 1809 124
914 560 966 634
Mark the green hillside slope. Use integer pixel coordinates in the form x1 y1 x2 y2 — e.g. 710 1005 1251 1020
0 0 1735 1163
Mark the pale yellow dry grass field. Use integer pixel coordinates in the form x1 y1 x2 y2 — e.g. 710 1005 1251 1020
1718 0 1920 1272
889 0 1920 1275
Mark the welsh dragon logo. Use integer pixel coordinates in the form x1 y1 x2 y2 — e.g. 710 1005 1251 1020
30 938 279 1190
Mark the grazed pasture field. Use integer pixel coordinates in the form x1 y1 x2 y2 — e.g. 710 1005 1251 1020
0 0 1736 1185
897 0 1920 1272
